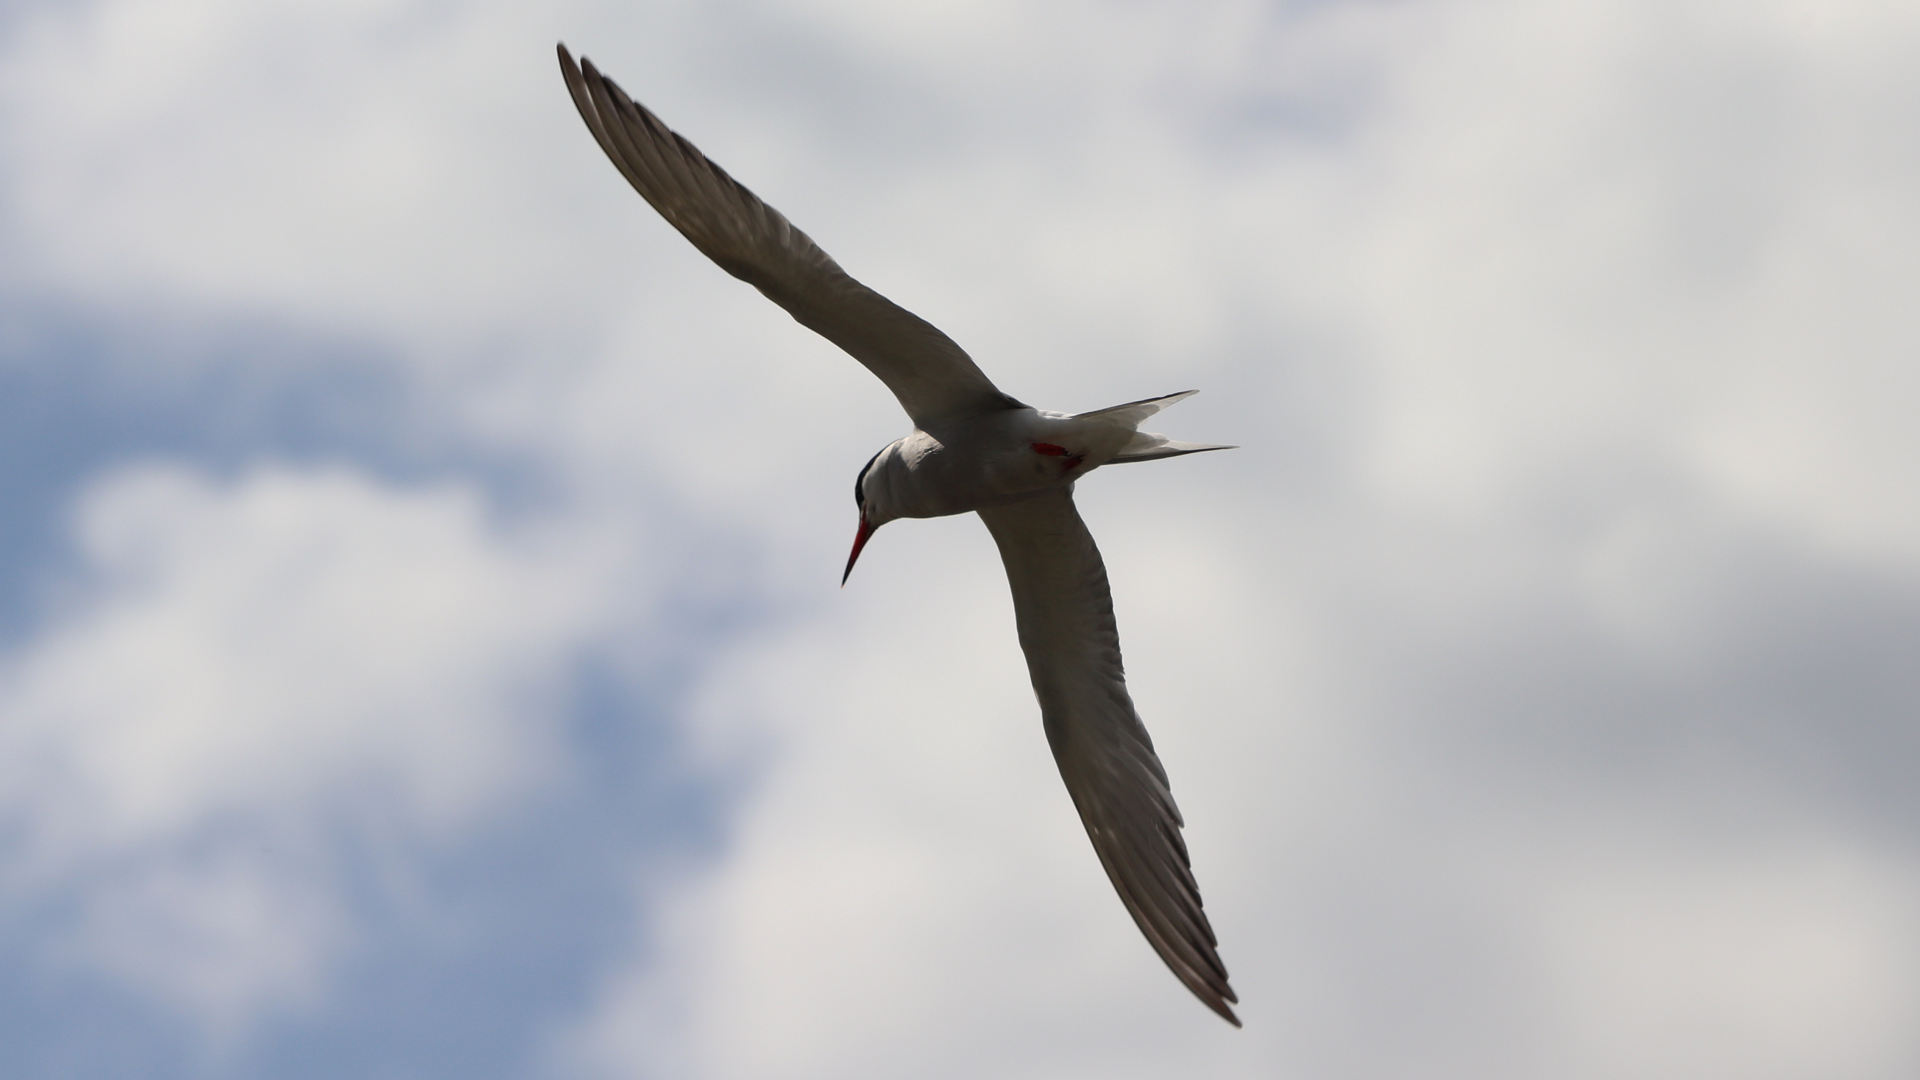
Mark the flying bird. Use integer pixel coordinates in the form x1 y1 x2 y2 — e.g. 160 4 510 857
558 43 1240 1025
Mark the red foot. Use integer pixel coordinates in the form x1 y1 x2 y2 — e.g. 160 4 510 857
1032 443 1084 469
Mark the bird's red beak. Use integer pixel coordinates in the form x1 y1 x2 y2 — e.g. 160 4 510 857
842 517 877 587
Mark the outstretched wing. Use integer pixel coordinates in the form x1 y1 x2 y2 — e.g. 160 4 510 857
558 44 1022 429
976 487 1238 1025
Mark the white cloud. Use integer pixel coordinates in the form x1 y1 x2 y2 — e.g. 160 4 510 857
3 0 1919 1075
0 0 591 346
0 462 609 1043
551 1 1920 1077
1532 832 1920 1080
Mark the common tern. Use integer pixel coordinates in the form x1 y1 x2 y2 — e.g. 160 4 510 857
559 44 1240 1025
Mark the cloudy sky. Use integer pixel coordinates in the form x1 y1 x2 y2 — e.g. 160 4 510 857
3 0 1918 1076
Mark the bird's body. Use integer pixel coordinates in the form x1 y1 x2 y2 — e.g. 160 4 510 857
558 43 1240 1025
858 393 1220 524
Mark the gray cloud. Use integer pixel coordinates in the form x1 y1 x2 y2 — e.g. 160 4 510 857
2 0 1917 1077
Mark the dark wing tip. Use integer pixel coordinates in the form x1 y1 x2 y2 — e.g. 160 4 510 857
1178 952 1242 1026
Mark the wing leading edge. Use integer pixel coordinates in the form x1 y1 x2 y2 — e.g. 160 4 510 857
558 44 1022 428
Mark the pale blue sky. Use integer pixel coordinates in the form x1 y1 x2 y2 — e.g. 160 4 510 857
3 2 1918 1078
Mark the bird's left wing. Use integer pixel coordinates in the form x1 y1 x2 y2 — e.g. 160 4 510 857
976 488 1239 1025
558 44 1022 429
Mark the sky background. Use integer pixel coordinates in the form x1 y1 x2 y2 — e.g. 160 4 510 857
2 0 1919 1077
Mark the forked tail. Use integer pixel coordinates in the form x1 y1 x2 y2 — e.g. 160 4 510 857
1072 390 1237 464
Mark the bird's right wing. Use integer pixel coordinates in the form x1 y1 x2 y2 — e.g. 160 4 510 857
559 44 1022 429
976 487 1239 1025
